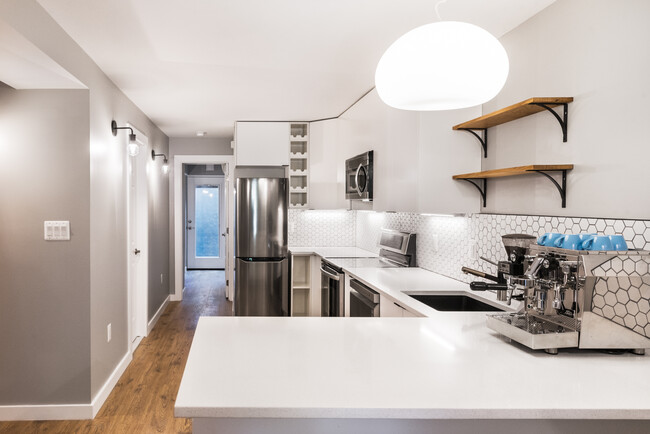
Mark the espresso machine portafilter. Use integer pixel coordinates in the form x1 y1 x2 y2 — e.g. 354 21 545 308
463 234 537 302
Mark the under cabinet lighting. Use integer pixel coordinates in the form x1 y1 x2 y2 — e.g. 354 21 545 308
111 120 139 156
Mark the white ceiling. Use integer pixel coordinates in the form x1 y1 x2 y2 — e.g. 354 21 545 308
36 0 555 139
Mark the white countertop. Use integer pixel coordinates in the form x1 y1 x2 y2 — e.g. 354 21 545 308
289 246 378 258
176 315 650 419
176 264 650 420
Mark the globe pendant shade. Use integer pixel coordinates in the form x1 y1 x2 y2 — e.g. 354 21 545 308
375 21 509 111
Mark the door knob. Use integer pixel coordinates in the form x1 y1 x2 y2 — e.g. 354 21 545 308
222 233 226 237
134 248 141 255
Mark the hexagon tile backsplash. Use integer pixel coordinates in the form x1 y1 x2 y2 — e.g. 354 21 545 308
288 210 650 284
354 212 650 283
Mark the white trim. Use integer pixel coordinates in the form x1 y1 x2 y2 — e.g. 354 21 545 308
90 351 132 417
147 295 170 334
173 155 235 301
0 351 132 421
0 403 92 421
126 124 150 350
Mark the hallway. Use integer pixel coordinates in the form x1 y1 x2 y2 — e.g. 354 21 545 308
0 271 231 434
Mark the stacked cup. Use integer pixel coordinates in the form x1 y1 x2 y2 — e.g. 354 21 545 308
537 233 628 251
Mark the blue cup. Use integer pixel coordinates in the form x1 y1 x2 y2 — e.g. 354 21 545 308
582 235 614 251
608 235 628 251
538 233 563 247
554 234 584 250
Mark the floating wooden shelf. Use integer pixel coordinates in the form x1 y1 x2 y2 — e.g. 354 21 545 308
453 97 574 157
453 164 574 179
453 164 573 208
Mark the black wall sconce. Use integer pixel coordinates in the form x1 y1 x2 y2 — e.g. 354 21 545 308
151 150 169 174
111 120 139 156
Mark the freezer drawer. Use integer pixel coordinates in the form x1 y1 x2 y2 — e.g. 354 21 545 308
235 258 289 316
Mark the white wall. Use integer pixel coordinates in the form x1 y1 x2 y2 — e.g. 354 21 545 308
482 0 650 219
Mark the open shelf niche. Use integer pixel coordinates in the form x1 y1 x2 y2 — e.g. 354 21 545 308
453 165 573 208
289 123 309 208
453 97 573 157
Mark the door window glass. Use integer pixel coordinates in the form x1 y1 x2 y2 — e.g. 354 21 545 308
195 186 220 257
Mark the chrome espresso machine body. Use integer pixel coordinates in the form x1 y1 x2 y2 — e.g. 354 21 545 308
482 243 650 354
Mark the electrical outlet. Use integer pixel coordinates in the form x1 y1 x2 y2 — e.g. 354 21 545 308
107 323 112 343
468 239 478 260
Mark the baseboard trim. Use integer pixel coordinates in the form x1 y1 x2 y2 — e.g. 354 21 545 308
91 351 132 417
0 351 132 421
0 403 92 421
147 295 170 333
170 287 185 302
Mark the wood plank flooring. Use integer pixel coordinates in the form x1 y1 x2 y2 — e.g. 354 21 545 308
0 270 232 434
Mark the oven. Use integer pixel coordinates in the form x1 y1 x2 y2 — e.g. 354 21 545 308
320 260 344 317
345 151 373 201
349 278 380 317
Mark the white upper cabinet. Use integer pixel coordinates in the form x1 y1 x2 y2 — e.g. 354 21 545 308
329 89 482 214
235 122 289 166
338 89 419 212
309 119 347 209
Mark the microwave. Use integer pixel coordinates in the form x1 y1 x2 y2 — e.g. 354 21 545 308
345 150 373 201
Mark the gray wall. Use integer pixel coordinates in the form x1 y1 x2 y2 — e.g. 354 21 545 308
0 0 170 404
169 137 233 158
482 0 650 219
0 84 92 404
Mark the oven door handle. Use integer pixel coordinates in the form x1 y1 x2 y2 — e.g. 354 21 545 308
320 266 340 281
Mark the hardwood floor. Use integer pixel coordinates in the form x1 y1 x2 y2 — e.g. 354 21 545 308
0 270 232 434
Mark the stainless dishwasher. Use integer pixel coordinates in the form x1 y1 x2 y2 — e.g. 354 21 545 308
349 278 380 317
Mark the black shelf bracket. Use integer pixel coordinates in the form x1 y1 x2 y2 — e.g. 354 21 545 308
531 103 569 142
528 169 568 208
458 128 488 158
460 178 487 207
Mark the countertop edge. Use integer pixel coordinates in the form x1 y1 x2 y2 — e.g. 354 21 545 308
175 406 650 420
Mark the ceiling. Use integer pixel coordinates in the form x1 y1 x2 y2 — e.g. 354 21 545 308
0 17 85 89
36 0 555 139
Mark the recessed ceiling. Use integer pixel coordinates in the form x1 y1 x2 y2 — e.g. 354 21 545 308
37 0 555 138
0 17 85 89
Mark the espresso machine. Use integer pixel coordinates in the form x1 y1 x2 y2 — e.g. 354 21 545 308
470 239 650 355
462 234 536 302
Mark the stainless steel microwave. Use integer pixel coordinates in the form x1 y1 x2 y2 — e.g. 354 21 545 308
345 150 373 201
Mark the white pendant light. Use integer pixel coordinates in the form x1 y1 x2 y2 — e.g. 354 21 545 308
375 20 509 111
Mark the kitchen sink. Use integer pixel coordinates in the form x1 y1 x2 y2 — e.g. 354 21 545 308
405 293 506 312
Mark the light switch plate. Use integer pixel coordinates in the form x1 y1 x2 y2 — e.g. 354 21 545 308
44 221 71 241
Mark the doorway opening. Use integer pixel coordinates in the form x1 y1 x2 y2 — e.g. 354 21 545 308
173 155 235 303
186 169 226 270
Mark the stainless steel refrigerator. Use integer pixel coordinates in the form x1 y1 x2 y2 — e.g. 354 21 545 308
234 177 289 316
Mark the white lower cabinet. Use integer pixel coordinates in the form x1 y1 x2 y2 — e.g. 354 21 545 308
379 294 419 317
290 254 321 316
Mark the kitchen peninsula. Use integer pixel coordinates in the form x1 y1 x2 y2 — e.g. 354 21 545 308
175 268 650 434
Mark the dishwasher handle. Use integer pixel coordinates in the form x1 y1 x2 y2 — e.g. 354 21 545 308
350 279 379 303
